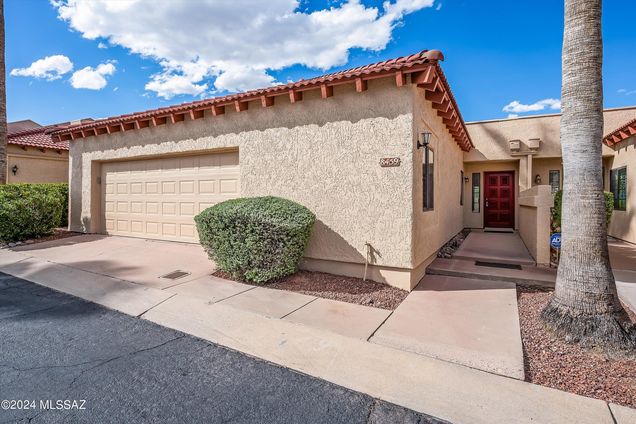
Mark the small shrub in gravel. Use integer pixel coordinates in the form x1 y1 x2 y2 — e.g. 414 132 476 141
195 196 316 284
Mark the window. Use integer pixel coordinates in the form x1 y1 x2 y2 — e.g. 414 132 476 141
423 147 434 210
472 173 480 213
610 167 627 211
549 170 561 194
460 171 464 206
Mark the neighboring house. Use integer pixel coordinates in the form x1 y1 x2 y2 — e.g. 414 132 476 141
50 48 636 290
6 121 69 183
604 117 636 245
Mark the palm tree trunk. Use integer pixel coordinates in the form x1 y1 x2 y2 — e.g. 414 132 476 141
0 0 6 185
542 0 635 351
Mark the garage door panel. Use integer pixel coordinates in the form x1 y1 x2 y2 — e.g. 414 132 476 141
101 152 240 243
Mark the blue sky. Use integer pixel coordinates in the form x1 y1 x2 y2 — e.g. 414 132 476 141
6 0 636 125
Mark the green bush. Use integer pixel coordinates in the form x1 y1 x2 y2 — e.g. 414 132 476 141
0 183 68 227
551 189 613 229
0 184 66 242
195 196 316 284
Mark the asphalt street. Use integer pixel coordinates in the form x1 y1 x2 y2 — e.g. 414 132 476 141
0 273 448 423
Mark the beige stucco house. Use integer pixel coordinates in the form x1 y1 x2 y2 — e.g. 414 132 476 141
52 50 471 291
51 48 636 291
6 120 69 183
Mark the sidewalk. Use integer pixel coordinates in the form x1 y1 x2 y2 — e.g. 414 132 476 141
1 245 633 424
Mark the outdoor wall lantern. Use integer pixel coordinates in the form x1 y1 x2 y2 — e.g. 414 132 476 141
417 132 431 149
534 174 542 184
11 165 18 176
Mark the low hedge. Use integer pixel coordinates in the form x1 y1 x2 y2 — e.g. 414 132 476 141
551 189 613 230
0 183 68 242
195 196 316 284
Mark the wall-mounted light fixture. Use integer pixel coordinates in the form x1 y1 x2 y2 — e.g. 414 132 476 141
11 165 18 176
534 174 542 185
417 132 431 149
464 176 470 183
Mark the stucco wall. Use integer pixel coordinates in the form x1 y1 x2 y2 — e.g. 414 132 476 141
70 78 418 272
6 145 69 183
411 84 465 278
607 135 636 244
518 185 554 264
532 158 562 190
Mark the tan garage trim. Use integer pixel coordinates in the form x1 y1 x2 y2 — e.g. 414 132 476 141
101 150 239 243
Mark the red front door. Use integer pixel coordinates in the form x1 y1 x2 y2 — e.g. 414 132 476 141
484 171 514 228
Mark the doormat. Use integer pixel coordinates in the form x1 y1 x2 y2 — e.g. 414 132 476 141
475 261 522 270
483 228 515 234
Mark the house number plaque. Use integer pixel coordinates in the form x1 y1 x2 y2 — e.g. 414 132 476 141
380 157 401 167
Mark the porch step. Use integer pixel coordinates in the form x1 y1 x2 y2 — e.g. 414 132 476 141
427 258 556 288
452 232 536 266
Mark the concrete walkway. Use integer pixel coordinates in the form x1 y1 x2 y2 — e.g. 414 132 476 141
2 236 635 423
371 275 524 379
453 231 535 265
609 238 636 312
10 235 392 340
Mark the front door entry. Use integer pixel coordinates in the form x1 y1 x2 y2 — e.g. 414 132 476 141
484 171 514 228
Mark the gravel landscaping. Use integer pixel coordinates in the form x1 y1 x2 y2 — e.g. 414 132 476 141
437 229 470 258
213 270 409 310
517 285 636 408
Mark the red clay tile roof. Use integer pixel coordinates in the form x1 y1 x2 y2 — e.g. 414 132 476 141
8 126 69 151
52 49 473 151
8 120 42 134
604 117 636 146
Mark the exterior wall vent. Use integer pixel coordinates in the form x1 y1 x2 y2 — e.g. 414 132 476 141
527 138 541 150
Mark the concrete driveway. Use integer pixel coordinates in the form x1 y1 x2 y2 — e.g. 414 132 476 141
0 274 444 424
13 234 214 289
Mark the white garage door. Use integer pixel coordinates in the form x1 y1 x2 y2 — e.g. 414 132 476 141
102 151 240 243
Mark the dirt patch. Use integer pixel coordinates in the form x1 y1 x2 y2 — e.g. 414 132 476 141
1 228 82 249
213 270 408 310
517 285 636 408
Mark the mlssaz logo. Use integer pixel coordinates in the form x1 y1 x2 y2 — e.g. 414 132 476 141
40 400 87 410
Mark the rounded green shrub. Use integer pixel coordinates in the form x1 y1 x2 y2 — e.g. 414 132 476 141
195 196 316 284
0 186 64 242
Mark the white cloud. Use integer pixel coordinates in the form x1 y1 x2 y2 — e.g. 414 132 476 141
502 98 561 114
10 55 73 80
97 42 108 49
435 2 442 11
617 88 636 96
507 114 519 119
52 0 434 98
70 62 116 89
